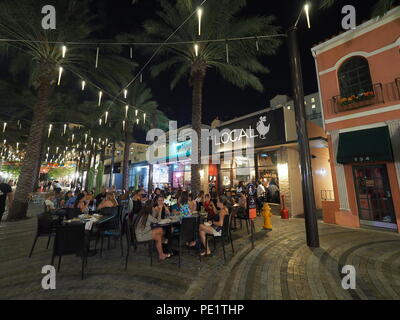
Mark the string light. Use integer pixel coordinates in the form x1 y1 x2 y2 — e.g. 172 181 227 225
256 37 259 52
130 47 133 59
48 124 52 138
99 118 102 126
98 91 103 107
95 46 99 68
64 123 67 135
135 109 138 116
57 67 63 86
62 45 67 58
194 43 199 57
85 133 88 143
124 89 128 99
3 123 6 133
82 80 86 91
125 105 129 118
56 147 59 153
71 134 75 143
122 120 126 131
197 8 203 36
16 142 19 151
136 118 139 125
105 111 109 124
304 3 311 29
143 113 146 123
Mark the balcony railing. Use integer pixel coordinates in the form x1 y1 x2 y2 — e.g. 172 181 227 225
331 83 385 113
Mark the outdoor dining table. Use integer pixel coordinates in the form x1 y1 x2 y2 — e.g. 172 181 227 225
62 213 110 256
150 212 208 254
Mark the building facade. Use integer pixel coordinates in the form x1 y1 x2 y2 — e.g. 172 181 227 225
213 106 333 216
312 7 400 231
270 93 323 127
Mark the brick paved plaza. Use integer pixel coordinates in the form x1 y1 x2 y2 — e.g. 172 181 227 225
1 204 400 300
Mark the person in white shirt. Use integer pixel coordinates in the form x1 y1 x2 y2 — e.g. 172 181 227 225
256 181 266 213
45 194 56 212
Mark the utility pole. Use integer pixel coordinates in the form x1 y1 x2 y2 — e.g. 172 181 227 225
287 26 319 248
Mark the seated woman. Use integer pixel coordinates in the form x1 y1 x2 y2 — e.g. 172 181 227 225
134 201 171 260
203 194 217 221
152 195 171 220
237 193 248 219
97 192 118 211
74 193 89 214
188 193 197 213
178 191 192 219
199 198 229 256
195 191 204 211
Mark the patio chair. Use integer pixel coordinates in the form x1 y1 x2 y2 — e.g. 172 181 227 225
206 214 234 262
50 223 87 280
176 216 201 267
124 215 154 270
28 213 57 258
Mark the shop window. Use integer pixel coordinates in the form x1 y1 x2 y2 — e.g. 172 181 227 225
338 56 373 98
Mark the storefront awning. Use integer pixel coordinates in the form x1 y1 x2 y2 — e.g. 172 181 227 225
337 126 394 164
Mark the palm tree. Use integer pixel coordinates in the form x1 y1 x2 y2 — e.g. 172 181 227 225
119 82 169 191
139 0 281 195
320 0 397 17
0 0 136 220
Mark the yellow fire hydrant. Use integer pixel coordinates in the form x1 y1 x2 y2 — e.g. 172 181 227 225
262 203 272 230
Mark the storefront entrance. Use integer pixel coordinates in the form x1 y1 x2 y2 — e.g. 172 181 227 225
353 165 397 230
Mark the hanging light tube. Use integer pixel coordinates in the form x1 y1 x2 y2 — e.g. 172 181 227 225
57 67 63 86
98 91 103 107
197 8 203 36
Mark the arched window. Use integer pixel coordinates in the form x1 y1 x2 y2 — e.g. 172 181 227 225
338 56 373 98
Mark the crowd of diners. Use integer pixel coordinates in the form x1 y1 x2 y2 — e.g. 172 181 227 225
126 186 249 261
42 179 279 262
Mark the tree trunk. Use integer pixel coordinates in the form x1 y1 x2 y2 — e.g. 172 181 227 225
109 141 116 188
190 70 205 197
7 66 54 221
32 146 44 193
147 113 157 194
122 125 132 192
85 145 95 190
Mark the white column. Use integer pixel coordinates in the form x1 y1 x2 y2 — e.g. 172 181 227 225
330 130 350 211
387 120 400 186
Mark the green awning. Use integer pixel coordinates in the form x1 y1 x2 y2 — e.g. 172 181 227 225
337 126 394 164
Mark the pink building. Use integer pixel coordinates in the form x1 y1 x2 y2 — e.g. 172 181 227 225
312 7 400 231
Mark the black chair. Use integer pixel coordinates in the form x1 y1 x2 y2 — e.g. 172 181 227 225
28 213 57 257
234 207 251 234
176 217 201 267
124 215 154 270
97 207 123 257
64 207 81 220
50 223 87 280
100 206 118 217
205 214 234 262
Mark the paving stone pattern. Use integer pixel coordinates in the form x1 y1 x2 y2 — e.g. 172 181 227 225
1 205 400 300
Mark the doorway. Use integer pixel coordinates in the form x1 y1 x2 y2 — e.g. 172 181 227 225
353 165 397 230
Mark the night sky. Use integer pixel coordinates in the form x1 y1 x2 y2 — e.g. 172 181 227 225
93 0 375 127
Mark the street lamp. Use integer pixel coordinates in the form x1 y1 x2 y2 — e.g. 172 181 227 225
287 2 319 248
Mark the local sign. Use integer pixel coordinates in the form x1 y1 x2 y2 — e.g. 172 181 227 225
212 108 286 150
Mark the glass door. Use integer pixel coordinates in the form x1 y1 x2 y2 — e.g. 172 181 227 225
353 165 397 230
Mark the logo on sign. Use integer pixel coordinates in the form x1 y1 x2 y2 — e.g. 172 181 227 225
256 116 270 139
215 114 271 145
